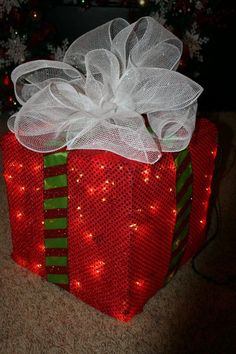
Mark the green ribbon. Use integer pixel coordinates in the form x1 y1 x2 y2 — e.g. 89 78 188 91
45 238 68 248
44 174 67 190
44 152 68 168
44 197 68 209
47 274 69 284
44 218 68 230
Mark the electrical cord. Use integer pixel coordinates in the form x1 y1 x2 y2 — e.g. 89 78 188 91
191 143 236 290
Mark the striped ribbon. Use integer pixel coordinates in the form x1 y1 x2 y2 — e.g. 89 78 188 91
165 148 193 284
43 151 69 290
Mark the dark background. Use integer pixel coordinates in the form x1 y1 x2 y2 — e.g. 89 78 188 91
45 3 236 112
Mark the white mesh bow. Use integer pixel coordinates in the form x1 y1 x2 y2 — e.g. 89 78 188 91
8 16 203 164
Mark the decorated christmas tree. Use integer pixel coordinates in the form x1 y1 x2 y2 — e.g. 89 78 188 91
146 0 235 76
0 0 69 112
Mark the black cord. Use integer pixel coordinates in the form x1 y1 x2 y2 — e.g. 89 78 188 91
191 143 236 290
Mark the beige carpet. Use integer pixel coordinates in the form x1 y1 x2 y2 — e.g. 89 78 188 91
0 113 235 354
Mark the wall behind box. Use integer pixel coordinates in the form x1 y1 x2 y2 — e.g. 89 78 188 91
46 5 236 112
46 6 142 41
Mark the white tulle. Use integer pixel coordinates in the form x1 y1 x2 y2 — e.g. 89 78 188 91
8 16 203 164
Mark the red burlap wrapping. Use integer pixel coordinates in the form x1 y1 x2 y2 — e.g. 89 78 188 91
1 119 217 321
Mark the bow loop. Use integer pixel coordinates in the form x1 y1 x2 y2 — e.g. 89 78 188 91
9 17 203 164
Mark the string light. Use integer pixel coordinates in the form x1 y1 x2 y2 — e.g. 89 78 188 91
149 205 158 214
38 244 45 252
138 0 146 6
142 169 150 175
134 279 145 287
174 239 181 248
75 281 81 288
5 174 13 181
92 260 105 276
101 197 107 202
16 212 23 219
84 232 93 240
155 174 160 179
77 206 81 210
88 187 95 195
129 223 138 231
34 164 41 171
169 188 173 192
211 149 217 157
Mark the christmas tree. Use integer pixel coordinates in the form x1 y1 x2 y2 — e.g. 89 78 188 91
146 0 235 78
0 0 145 114
0 0 69 113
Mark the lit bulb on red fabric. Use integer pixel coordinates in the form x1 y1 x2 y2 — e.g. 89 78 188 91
76 281 81 288
135 279 145 287
16 212 23 219
38 244 45 252
92 260 105 276
88 187 95 195
149 204 158 214
129 223 138 231
84 232 93 241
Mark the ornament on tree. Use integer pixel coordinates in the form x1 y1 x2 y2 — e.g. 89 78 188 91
5 28 28 65
0 0 69 113
6 95 17 108
3 72 11 87
149 0 211 73
47 39 69 61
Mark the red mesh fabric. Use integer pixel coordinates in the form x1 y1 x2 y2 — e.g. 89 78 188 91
1 133 45 277
67 150 176 321
0 119 217 322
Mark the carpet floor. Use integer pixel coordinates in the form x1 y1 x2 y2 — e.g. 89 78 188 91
0 113 235 354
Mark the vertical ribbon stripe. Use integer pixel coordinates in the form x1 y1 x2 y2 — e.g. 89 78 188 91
43 151 69 290
165 148 193 284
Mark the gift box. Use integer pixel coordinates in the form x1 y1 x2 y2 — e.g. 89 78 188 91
1 17 217 322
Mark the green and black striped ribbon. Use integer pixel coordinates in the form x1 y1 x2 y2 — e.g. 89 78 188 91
43 152 69 289
165 148 193 284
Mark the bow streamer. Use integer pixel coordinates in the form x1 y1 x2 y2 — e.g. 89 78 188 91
8 17 203 164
